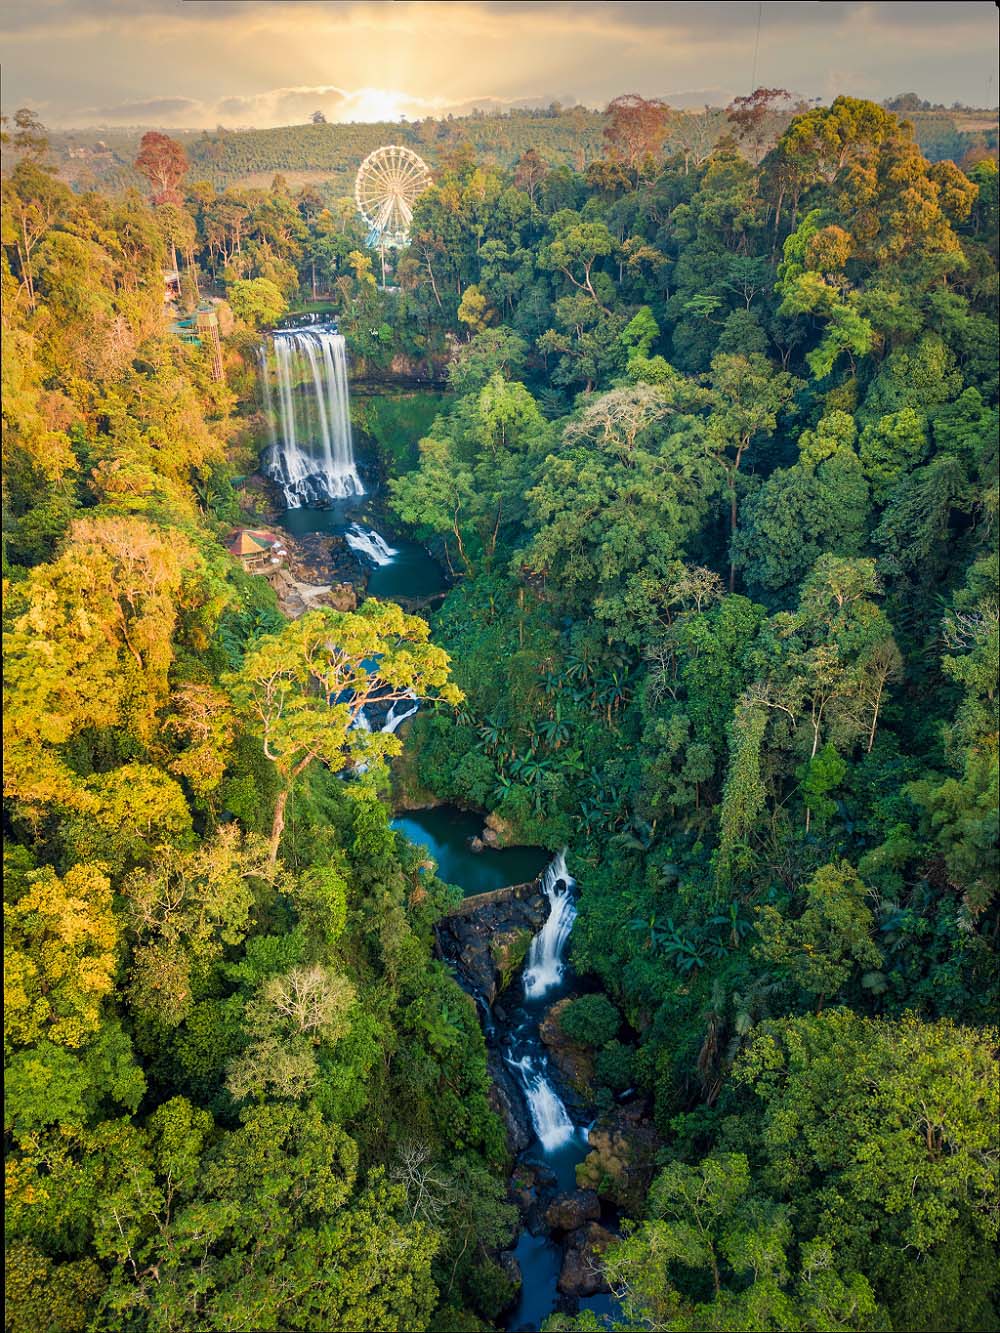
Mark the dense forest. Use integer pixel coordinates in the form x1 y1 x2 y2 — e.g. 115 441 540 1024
3 90 999 1333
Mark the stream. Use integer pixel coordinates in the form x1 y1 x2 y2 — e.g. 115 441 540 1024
278 502 446 603
496 855 618 1333
258 332 618 1330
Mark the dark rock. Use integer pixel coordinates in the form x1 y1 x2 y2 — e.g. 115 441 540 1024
435 894 549 1005
544 1189 601 1232
487 1049 532 1156
498 1250 522 1293
558 1223 615 1297
509 1163 538 1213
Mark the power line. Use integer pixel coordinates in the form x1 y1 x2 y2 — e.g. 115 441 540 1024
750 1 764 94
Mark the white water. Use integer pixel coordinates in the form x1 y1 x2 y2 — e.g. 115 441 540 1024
523 849 577 1000
382 694 419 734
346 524 397 567
508 1055 576 1151
262 328 364 507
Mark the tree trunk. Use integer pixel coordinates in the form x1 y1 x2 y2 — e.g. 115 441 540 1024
268 788 289 871
727 469 739 592
727 443 747 592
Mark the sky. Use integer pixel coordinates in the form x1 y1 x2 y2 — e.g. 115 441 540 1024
2 1 997 130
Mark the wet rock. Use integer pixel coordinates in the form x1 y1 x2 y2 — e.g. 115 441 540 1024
509 1163 538 1213
492 928 533 992
469 835 486 852
539 997 595 1102
487 1049 532 1156
435 895 549 1005
498 1250 522 1293
544 1189 601 1233
558 1223 615 1297
575 1101 658 1211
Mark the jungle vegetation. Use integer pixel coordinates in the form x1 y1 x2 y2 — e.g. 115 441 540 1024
3 93 998 1332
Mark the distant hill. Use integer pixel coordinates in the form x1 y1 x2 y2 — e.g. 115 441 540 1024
45 103 998 197
48 108 607 196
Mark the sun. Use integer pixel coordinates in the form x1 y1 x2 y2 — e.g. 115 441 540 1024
347 88 409 122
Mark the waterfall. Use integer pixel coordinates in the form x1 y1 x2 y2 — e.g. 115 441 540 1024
523 849 576 1000
346 524 397 567
261 327 364 508
382 694 419 735
507 1055 576 1151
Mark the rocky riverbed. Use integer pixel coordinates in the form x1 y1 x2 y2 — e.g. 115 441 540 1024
435 881 657 1329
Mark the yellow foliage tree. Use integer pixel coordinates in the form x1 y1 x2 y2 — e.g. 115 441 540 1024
4 864 118 1050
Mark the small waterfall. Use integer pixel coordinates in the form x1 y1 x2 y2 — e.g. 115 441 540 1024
507 1055 576 1151
382 694 419 734
346 524 397 567
261 326 364 508
523 850 576 1000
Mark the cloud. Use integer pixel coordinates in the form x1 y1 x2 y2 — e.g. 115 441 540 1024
65 83 469 129
3 0 997 129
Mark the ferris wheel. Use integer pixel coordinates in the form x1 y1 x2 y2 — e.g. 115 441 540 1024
354 145 431 251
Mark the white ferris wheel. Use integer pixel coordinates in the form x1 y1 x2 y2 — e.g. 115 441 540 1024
354 145 432 252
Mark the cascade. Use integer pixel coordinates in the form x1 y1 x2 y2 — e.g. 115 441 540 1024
261 326 364 507
382 694 419 734
346 523 397 566
504 848 583 1155
523 850 577 999
507 1055 576 1151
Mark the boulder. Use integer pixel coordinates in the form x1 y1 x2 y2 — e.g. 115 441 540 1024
508 1163 539 1214
482 811 517 848
558 1223 615 1297
539 997 595 1102
544 1189 601 1232
498 1250 522 1293
492 928 533 992
326 581 357 611
575 1101 658 1211
435 894 549 1006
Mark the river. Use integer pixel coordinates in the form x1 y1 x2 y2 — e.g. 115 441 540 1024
259 342 618 1330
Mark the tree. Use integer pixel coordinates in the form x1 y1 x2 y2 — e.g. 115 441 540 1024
513 147 550 203
733 1011 999 1327
726 87 792 165
5 863 118 1052
706 353 800 590
597 1152 881 1332
524 386 717 639
603 94 673 179
134 131 188 206
755 861 882 1006
226 963 356 1100
123 826 270 1025
227 275 287 329
224 602 461 867
541 212 617 312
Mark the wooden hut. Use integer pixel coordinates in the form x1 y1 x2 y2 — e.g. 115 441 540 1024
226 530 272 572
